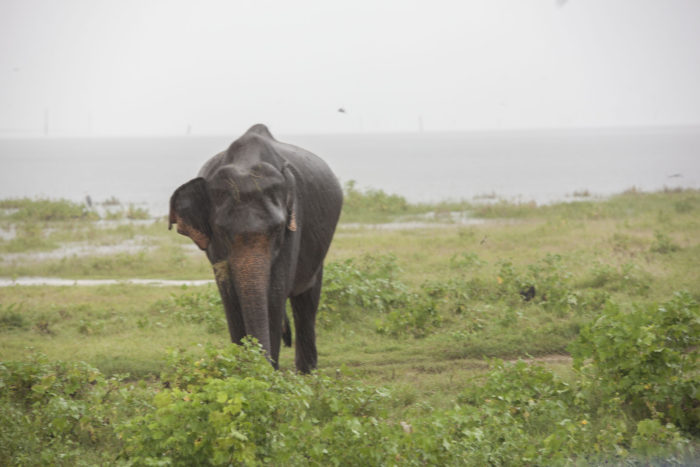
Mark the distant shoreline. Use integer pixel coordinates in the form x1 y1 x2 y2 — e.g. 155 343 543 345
2 124 700 140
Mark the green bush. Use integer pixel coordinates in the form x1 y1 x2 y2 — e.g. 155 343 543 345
152 285 226 333
449 251 486 271
650 230 681 254
3 332 695 466
375 292 441 338
582 261 651 294
120 340 395 466
497 255 580 313
0 304 28 330
320 254 408 320
0 354 147 466
450 360 594 465
570 291 699 434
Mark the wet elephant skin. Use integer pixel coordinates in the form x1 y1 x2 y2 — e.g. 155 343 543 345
169 124 343 373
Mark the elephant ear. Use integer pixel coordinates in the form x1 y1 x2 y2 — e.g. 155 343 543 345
169 177 212 250
282 165 298 232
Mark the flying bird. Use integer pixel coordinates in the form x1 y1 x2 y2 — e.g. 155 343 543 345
337 107 346 114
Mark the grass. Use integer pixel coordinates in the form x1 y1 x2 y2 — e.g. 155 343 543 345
0 188 699 464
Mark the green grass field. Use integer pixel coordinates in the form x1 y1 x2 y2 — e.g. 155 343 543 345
1 188 698 465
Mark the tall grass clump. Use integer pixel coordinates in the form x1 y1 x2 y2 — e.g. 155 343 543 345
340 180 410 223
0 198 97 222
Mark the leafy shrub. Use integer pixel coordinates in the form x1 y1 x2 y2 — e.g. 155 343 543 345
630 419 690 459
120 340 394 466
497 255 580 313
153 285 226 333
581 261 650 295
449 251 486 271
0 354 147 466
3 334 695 466
570 291 699 434
320 254 408 320
450 360 595 465
0 303 28 330
421 278 475 315
375 293 441 338
650 230 681 254
526 254 579 313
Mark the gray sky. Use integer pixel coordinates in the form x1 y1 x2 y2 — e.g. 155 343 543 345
1 0 699 136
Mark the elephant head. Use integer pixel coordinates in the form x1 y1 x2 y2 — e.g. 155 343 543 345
169 161 297 361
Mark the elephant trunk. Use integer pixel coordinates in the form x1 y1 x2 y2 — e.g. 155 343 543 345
230 234 273 361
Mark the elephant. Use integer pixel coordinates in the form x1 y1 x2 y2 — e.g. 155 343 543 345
169 124 342 373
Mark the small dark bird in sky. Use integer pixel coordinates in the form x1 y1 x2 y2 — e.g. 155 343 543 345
337 107 346 114
668 173 682 178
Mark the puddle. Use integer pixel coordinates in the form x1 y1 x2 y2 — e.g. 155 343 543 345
0 218 158 241
338 211 527 232
0 277 213 287
340 221 485 231
0 225 16 241
1 236 152 264
414 211 485 223
94 218 159 228
338 217 525 232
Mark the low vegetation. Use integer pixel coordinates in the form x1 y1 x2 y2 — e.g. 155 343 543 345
1 187 699 464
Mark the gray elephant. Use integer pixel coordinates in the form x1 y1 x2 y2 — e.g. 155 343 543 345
169 124 342 373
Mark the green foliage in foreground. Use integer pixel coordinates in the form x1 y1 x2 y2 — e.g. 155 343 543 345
0 354 152 466
571 291 700 435
3 291 698 467
1 189 698 464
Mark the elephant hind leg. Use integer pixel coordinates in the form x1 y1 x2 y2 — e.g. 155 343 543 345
290 268 323 373
282 311 292 347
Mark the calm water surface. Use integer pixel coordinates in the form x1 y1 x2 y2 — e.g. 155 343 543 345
1 127 698 216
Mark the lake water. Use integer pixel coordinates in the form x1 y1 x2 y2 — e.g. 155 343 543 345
1 127 698 217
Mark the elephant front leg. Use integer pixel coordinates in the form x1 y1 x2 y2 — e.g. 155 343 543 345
266 292 288 370
290 268 323 373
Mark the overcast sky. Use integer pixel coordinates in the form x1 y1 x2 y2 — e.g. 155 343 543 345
1 0 699 136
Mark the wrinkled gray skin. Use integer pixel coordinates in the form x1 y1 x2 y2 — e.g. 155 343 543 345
169 124 342 373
